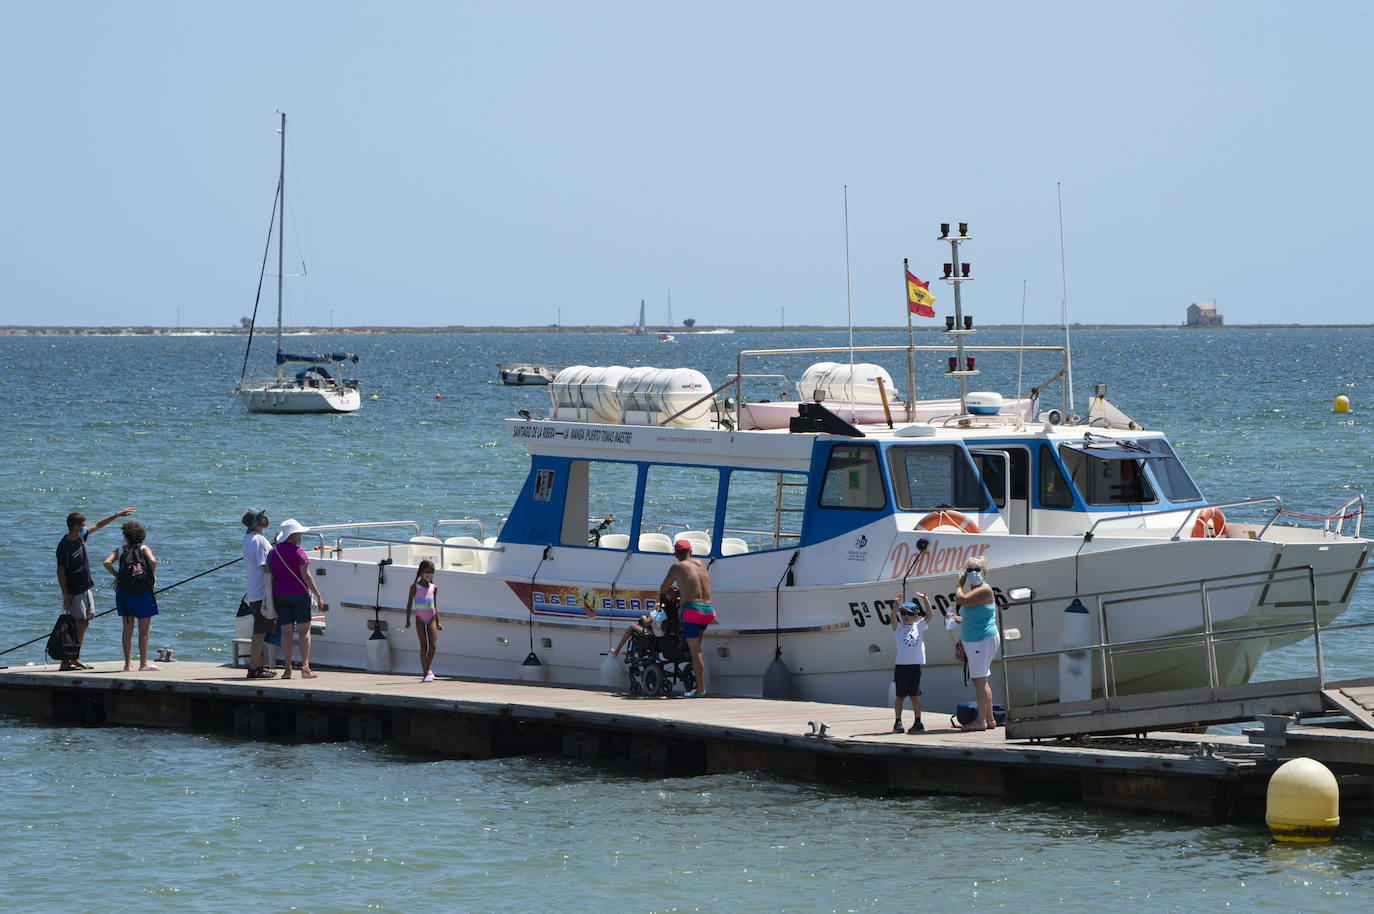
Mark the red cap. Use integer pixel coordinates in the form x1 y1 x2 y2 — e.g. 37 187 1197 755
673 539 692 553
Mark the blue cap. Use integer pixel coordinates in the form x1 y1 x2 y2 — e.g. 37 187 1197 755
899 601 920 614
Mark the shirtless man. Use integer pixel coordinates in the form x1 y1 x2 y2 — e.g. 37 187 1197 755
660 539 715 697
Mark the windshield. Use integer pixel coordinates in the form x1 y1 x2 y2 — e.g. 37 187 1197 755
888 444 991 513
1135 438 1203 503
1058 443 1157 507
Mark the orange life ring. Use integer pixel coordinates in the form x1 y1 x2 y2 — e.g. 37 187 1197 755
1191 507 1226 538
916 510 980 534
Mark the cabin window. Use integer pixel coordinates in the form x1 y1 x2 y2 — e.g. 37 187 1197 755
888 444 991 513
971 452 1007 508
641 465 721 552
1037 443 1076 509
819 444 886 510
722 470 807 553
1136 438 1202 503
561 459 639 547
1059 445 1158 507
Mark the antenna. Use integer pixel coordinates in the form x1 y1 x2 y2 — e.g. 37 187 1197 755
843 185 855 415
1017 279 1028 401
1057 182 1075 417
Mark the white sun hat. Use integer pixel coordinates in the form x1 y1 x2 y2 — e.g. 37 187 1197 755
276 518 310 543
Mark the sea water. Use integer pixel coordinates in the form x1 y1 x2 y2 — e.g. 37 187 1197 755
2 328 1373 911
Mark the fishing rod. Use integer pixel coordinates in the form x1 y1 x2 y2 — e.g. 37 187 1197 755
1 556 244 657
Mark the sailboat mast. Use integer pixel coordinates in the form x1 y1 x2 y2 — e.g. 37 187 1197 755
276 112 286 379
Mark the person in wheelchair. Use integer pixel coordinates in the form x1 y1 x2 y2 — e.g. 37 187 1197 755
620 591 696 696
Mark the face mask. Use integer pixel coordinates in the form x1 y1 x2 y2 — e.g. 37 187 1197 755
966 571 983 587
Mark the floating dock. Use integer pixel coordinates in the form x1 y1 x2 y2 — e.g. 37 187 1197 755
4 662 1374 823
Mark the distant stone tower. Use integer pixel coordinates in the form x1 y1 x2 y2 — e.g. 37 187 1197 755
1185 302 1223 327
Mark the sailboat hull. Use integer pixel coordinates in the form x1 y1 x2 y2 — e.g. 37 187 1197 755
238 384 360 413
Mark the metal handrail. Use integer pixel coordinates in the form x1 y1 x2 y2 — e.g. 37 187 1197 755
999 559 1373 715
432 518 487 540
1077 496 1282 541
332 533 504 557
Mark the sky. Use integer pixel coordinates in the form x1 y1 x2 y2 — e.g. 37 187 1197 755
2 1 1371 328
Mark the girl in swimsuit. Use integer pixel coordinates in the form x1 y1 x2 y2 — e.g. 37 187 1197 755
403 560 443 682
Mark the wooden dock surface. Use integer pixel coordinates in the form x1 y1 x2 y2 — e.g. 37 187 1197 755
2 661 1369 823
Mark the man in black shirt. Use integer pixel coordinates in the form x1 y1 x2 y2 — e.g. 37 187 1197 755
57 506 135 670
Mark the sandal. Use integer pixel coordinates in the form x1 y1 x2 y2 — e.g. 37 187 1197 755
960 722 988 732
300 669 318 679
281 669 291 679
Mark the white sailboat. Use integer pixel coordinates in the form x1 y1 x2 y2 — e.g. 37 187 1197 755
236 113 360 414
658 287 675 342
631 299 647 335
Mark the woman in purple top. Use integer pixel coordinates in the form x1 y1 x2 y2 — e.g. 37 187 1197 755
268 518 325 679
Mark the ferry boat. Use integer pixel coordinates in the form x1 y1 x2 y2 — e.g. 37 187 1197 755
301 230 1369 712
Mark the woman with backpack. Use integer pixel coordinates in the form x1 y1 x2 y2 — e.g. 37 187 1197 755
102 521 158 671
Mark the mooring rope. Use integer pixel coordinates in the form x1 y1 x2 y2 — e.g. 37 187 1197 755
1 556 243 657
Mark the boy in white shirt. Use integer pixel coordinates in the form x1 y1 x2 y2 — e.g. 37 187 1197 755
890 592 932 733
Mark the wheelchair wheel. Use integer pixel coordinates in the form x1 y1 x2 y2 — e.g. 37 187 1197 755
679 664 696 694
640 663 666 696
628 668 643 695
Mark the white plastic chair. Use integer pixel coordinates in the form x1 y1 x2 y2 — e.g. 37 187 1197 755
443 535 484 571
721 537 749 556
679 530 712 554
598 532 630 549
408 535 443 568
637 532 673 553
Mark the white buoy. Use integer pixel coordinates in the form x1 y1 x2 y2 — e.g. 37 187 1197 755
598 652 628 688
1058 598 1092 710
364 627 391 673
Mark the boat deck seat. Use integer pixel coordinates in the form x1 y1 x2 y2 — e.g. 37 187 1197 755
721 537 749 556
678 530 712 554
408 535 443 568
598 532 630 549
443 535 486 572
637 532 673 553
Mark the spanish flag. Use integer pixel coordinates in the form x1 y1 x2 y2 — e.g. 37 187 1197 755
906 269 936 317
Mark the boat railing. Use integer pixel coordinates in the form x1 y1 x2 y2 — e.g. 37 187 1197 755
432 518 488 541
1080 496 1283 541
304 521 422 553
1275 494 1365 539
996 560 1374 731
330 533 504 564
734 343 1069 426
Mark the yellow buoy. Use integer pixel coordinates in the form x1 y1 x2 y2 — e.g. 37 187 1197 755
1266 757 1339 843
1334 395 1350 413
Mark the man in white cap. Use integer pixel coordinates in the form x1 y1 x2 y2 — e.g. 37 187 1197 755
268 518 326 678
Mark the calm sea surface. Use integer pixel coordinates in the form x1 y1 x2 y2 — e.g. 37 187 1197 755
2 328 1373 911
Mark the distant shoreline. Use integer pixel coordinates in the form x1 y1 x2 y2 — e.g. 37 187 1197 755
2 323 1370 336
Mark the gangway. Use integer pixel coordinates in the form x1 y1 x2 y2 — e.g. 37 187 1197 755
999 562 1374 740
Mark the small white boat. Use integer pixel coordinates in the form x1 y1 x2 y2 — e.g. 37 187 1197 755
498 363 557 386
657 332 675 343
236 113 361 414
